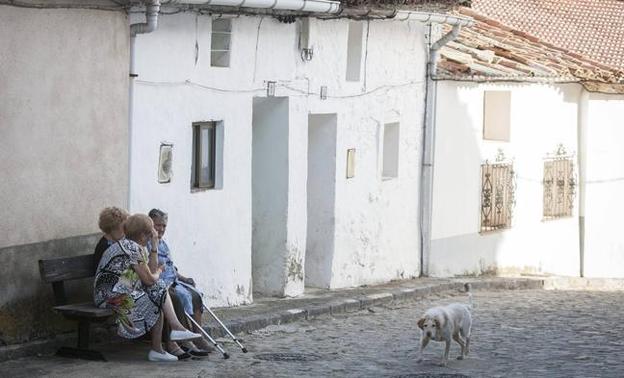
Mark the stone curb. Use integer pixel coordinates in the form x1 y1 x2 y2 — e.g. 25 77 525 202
202 278 543 339
0 277 543 362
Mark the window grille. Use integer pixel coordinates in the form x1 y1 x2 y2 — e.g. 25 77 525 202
480 152 516 233
543 145 576 220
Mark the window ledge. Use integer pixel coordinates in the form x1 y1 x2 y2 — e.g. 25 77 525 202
191 187 216 193
381 176 397 181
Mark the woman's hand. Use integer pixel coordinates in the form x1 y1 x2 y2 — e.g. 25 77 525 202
150 227 159 247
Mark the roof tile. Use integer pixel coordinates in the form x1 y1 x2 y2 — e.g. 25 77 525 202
471 0 624 70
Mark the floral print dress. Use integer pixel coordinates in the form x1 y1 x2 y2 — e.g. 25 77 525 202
93 239 169 339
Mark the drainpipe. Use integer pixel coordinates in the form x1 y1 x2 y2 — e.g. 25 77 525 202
419 21 469 277
577 89 589 277
128 1 161 211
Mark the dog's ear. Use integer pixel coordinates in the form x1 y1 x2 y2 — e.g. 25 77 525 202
417 317 425 330
434 317 442 329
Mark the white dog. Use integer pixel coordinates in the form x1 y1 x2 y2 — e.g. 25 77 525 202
416 284 473 366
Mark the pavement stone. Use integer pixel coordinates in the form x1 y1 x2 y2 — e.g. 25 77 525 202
0 277 543 363
1 288 623 377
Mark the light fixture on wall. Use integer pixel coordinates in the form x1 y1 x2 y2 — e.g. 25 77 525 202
320 86 328 100
299 17 314 62
346 148 355 179
158 143 173 183
266 81 276 97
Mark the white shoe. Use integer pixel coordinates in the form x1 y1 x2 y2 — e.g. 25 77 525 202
170 329 202 341
148 350 178 362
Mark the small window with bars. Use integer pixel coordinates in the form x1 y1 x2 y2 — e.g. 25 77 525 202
543 146 576 220
480 156 516 233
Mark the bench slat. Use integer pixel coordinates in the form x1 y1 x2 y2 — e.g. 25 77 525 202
39 254 95 283
53 303 113 318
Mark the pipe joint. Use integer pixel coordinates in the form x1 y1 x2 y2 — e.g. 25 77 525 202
131 1 161 36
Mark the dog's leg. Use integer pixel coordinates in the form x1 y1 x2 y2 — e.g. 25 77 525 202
453 333 466 359
417 336 429 363
440 339 451 366
462 323 472 356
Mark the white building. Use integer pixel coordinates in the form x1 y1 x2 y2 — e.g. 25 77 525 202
4 0 622 349
0 2 130 345
427 8 624 278
1 0 473 347
128 6 466 304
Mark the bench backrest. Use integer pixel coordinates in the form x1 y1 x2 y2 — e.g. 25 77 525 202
39 254 96 305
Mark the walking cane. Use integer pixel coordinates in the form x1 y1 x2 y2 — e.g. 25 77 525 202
179 281 248 354
185 313 230 359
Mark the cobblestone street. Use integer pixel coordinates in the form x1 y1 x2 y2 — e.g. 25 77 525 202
2 289 623 378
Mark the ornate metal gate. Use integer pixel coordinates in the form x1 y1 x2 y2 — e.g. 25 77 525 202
480 151 516 233
543 145 576 220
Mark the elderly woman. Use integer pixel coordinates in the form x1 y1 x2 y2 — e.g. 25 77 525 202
94 207 129 270
94 214 202 362
147 208 213 357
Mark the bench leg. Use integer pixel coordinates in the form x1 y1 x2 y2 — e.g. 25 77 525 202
78 319 90 349
56 320 107 361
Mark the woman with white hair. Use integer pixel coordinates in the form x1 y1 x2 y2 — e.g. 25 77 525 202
94 206 129 270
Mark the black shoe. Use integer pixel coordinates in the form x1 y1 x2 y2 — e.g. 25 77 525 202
167 348 192 360
181 346 210 357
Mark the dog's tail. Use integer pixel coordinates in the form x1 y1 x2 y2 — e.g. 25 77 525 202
464 283 473 309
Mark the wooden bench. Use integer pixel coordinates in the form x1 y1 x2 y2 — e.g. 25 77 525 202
39 254 113 361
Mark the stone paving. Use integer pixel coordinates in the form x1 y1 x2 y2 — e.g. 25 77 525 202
1 288 623 377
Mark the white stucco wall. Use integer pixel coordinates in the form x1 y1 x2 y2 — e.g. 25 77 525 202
583 93 624 277
131 13 427 302
430 81 581 277
318 21 425 288
0 6 129 248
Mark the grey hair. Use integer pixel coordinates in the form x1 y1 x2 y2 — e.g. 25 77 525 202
148 208 168 222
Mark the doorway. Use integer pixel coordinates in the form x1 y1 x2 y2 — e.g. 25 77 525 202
305 113 337 288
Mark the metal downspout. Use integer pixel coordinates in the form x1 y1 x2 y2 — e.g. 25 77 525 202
577 89 589 277
419 24 462 277
128 1 161 211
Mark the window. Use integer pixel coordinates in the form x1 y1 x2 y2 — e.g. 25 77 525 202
480 159 516 233
483 91 511 141
382 122 400 178
192 122 216 189
345 22 364 82
211 18 231 67
543 148 576 220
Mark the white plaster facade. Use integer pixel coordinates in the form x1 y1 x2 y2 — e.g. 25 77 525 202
430 82 582 277
0 4 129 344
0 5 130 249
130 13 426 304
430 81 624 279
582 93 624 278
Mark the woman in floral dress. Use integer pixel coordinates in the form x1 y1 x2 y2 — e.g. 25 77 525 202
94 214 201 362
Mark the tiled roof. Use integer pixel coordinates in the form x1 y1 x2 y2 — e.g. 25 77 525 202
470 0 624 71
436 8 624 94
342 0 466 11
